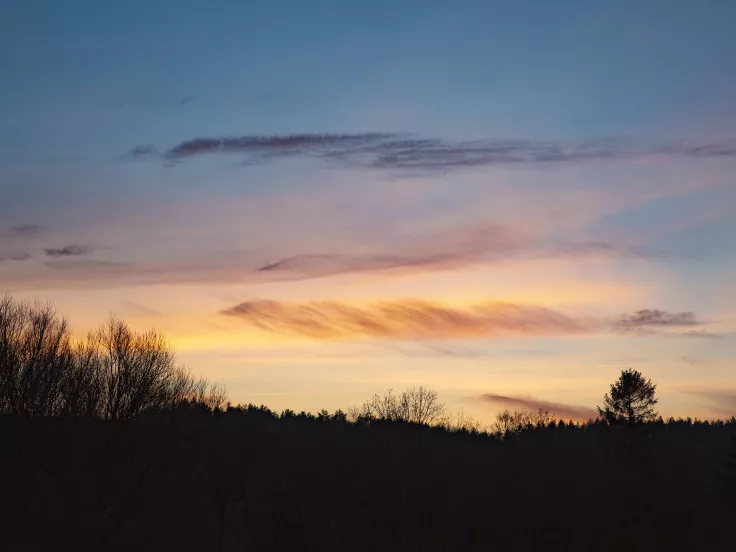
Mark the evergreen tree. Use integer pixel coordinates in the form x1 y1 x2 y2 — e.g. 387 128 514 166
598 369 658 424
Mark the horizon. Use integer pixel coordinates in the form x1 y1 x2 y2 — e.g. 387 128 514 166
2 0 735 423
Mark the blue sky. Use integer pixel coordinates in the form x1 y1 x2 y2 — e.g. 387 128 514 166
2 0 736 421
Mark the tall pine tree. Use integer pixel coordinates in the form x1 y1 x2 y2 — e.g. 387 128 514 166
598 369 658 424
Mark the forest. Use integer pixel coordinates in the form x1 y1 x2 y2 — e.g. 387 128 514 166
1 296 735 551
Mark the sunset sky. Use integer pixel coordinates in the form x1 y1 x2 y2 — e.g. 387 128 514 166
2 0 735 422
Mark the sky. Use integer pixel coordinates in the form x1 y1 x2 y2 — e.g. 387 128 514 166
2 0 736 422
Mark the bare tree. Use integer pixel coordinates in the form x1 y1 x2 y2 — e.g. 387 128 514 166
441 411 488 434
0 296 227 419
82 317 226 419
492 408 556 437
179 374 228 411
351 386 447 426
0 296 74 416
399 386 448 425
60 337 104 417
349 388 400 422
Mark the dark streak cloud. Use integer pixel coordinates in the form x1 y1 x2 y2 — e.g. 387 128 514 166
0 251 31 261
9 224 44 238
44 244 93 257
480 393 597 421
614 309 698 330
129 133 736 171
163 133 398 161
43 260 122 270
679 329 724 339
612 309 721 338
127 145 159 159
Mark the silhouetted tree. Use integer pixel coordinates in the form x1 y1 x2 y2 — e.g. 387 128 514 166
723 431 736 505
6 295 736 550
331 409 347 422
81 317 224 419
443 410 487 434
598 368 658 424
350 386 447 425
400 385 447 425
0 297 74 416
0 296 226 419
492 408 555 437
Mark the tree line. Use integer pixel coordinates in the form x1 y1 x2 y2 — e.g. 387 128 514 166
0 295 730 430
0 296 225 419
2 295 736 550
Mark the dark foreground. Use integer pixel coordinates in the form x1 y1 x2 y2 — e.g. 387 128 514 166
2 409 735 551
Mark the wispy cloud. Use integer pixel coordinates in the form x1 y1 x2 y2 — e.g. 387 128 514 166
480 393 597 421
612 309 721 339
130 133 736 171
130 133 398 161
681 356 706 366
686 390 736 418
0 251 31 261
613 309 700 337
256 253 457 276
0 219 693 290
614 309 698 328
254 225 679 281
540 242 679 261
254 224 523 279
221 300 600 341
8 224 44 238
125 145 159 159
120 301 164 318
44 244 93 257
679 329 724 340
221 299 717 343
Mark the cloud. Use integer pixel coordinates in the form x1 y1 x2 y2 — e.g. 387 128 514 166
479 393 597 421
9 224 44 238
0 218 691 291
126 145 159 159
158 133 398 161
612 309 721 339
681 356 706 366
679 329 724 339
120 301 164 318
253 225 679 282
256 253 443 274
44 244 93 257
542 242 679 260
255 252 483 280
220 299 603 341
686 390 736 418
0 251 31 261
613 309 698 330
43 259 123 270
221 299 716 343
130 133 736 171
254 224 524 279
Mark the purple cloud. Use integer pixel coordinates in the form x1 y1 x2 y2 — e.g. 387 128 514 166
45 244 93 257
129 133 736 171
480 393 597 421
